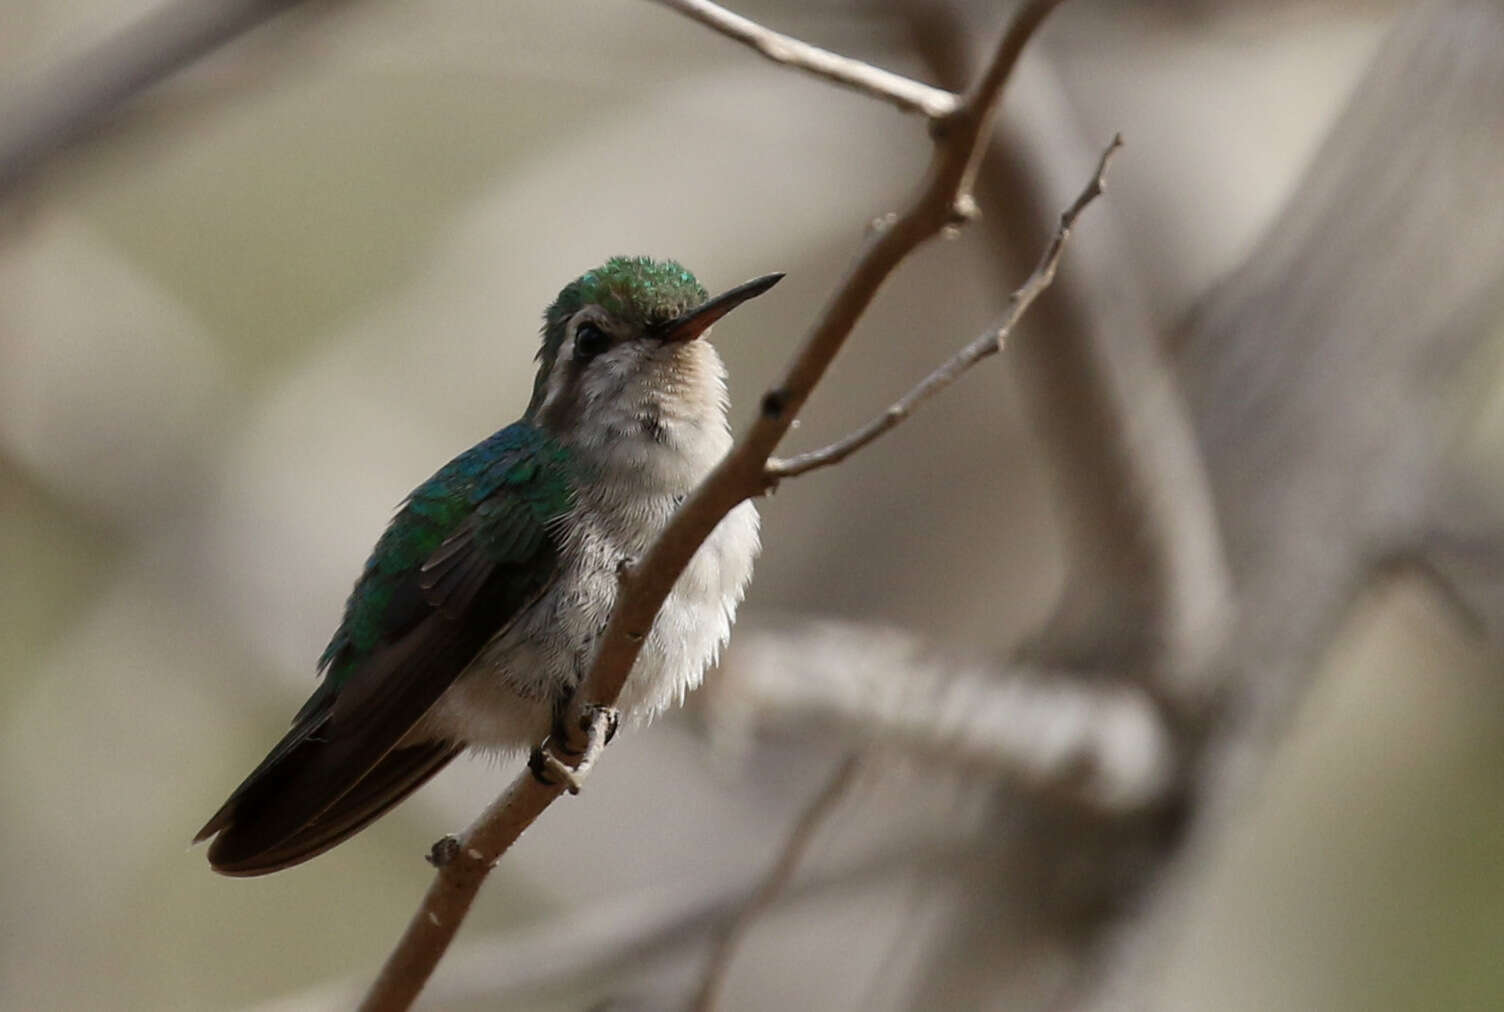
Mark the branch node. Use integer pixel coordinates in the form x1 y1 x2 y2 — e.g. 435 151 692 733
753 132 1117 485
948 192 981 229
528 745 582 793
868 211 900 236
426 836 462 868
761 387 791 419
928 107 966 142
580 703 621 746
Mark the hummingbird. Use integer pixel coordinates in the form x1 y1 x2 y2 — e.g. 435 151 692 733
195 256 780 875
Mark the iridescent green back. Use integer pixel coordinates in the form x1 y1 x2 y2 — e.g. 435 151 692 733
317 422 572 690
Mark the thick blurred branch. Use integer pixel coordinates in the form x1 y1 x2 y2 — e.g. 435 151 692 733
357 2 1073 1008
1414 471 1504 643
907 7 1232 701
1082 7 1504 1002
711 621 1173 813
0 0 324 201
887 2 1504 1009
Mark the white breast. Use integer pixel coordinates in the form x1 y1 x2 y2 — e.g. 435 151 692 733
419 340 760 751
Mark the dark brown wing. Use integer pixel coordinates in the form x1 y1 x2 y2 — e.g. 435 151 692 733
195 512 558 875
206 741 462 876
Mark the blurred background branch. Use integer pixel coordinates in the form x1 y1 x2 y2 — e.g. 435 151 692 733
709 620 1173 812
0 0 340 200
691 751 865 1011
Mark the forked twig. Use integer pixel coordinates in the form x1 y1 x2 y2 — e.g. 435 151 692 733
770 135 1121 480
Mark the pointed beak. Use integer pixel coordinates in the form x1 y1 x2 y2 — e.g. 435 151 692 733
657 272 784 343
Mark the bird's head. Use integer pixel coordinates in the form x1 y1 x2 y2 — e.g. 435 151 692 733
527 256 781 455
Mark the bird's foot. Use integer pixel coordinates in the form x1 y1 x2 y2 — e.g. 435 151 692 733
532 705 620 794
549 703 620 757
583 703 621 746
529 745 584 794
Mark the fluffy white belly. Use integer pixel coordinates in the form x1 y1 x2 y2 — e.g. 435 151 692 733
417 499 759 750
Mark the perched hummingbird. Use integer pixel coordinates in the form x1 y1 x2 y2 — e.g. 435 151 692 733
196 256 780 875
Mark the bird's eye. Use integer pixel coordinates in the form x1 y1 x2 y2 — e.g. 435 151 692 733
574 323 610 362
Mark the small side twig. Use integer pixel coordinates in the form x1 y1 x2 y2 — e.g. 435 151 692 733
651 0 959 119
769 134 1121 481
691 753 866 1012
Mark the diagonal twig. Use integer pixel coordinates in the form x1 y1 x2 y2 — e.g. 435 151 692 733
651 0 958 119
690 753 866 1011
769 135 1120 481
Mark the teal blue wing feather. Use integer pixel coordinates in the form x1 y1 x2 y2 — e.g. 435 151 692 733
316 425 569 690
196 422 573 874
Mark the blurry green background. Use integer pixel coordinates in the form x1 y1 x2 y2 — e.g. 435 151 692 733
3 1 1502 1009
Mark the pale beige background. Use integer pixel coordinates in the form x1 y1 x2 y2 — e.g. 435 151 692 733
2 1 1501 1009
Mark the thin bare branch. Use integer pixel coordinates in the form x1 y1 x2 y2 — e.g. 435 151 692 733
691 753 865 1011
355 774 565 1012
651 0 958 119
769 135 1120 481
576 0 1068 746
358 3 1069 1007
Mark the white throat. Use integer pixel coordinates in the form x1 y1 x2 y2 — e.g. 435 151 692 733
547 337 734 506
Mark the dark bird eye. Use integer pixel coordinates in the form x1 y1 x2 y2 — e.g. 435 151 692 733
574 323 610 361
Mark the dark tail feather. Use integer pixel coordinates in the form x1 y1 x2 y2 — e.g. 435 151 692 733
201 739 461 877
